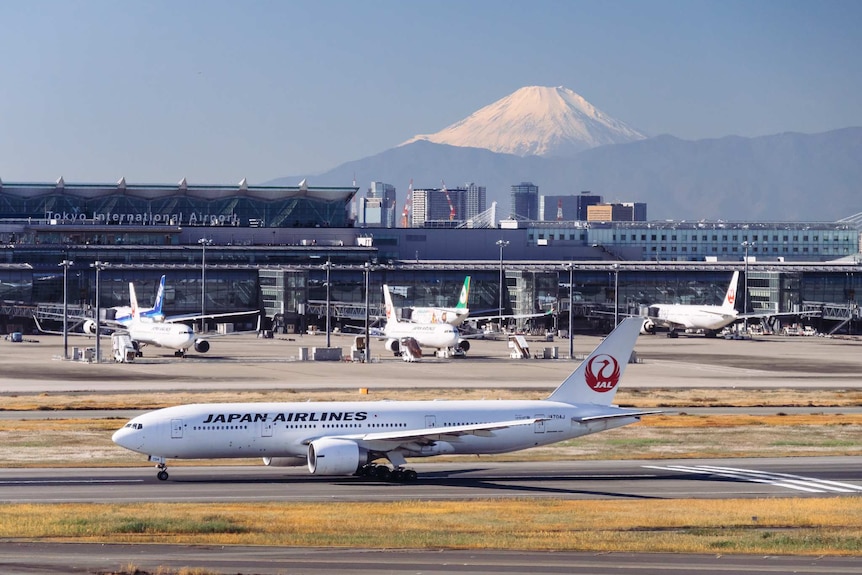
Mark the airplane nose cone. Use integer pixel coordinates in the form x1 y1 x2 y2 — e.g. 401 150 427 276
111 427 128 446
112 425 141 450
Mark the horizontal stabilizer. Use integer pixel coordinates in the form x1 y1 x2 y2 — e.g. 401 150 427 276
574 409 663 422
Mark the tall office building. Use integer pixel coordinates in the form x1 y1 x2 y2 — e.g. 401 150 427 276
576 192 603 220
585 202 647 222
539 194 586 221
463 183 487 220
510 182 539 220
622 202 648 221
410 184 487 227
537 191 612 221
411 188 451 227
358 181 397 228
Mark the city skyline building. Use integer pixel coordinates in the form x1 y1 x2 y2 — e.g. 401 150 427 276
358 181 397 228
510 181 539 220
539 192 603 221
410 185 487 227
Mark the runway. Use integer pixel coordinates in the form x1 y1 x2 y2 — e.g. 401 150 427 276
2 457 860 504
1 542 860 575
2 330 861 394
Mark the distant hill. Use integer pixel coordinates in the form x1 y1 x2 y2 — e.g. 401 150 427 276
267 127 862 221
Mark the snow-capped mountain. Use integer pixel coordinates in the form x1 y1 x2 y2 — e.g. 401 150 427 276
401 85 647 157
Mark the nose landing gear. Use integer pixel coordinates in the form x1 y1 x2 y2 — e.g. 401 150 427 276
148 455 170 481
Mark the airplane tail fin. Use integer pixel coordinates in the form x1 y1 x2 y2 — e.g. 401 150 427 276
546 317 641 405
152 275 166 315
382 284 399 325
455 276 471 312
722 271 740 312
129 282 140 320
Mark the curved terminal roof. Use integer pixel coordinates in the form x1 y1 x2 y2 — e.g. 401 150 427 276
0 177 357 202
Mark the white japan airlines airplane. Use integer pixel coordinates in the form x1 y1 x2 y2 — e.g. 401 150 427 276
382 284 470 358
644 271 817 337
644 271 742 337
113 317 655 482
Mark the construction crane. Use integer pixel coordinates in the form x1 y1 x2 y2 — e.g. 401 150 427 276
400 178 413 228
441 180 456 221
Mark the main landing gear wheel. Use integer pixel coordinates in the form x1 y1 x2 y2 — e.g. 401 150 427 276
357 464 418 482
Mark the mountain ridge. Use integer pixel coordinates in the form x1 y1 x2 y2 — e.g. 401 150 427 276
267 127 862 222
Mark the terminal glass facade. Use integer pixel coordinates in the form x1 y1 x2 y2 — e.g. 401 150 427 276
0 182 357 229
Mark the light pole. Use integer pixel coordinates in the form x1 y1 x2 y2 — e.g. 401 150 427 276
90 261 107 363
364 261 372 362
59 259 74 360
613 263 620 328
198 238 212 333
741 241 754 334
496 239 509 321
565 263 574 360
323 258 332 348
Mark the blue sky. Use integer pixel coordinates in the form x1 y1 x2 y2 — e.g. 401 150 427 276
1 0 859 184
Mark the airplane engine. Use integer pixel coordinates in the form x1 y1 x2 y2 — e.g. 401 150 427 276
384 338 400 354
262 456 305 467
82 319 98 335
456 339 471 353
307 437 366 476
194 339 210 353
640 319 656 335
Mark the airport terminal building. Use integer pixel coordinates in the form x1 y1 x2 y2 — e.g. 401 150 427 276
0 179 859 335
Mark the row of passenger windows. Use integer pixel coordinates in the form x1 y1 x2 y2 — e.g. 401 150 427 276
191 422 408 431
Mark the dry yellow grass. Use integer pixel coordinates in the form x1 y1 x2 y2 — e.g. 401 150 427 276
2 498 860 555
3 387 861 411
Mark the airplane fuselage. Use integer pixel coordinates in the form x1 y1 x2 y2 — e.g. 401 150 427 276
648 304 739 332
384 322 460 350
408 307 469 327
112 400 637 461
127 322 196 350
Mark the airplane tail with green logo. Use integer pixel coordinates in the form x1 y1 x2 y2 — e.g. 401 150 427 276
455 276 471 312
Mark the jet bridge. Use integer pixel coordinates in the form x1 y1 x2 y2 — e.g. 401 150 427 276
305 300 386 321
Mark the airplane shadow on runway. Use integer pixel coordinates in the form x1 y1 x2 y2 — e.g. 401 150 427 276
164 468 665 499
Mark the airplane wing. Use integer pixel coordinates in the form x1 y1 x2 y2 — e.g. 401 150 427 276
738 310 821 320
159 309 261 324
470 309 554 321
313 418 544 448
32 315 124 336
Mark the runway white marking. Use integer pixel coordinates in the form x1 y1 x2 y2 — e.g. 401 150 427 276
0 479 144 485
644 464 862 493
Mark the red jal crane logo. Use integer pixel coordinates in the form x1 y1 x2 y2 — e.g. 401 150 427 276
585 354 621 392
